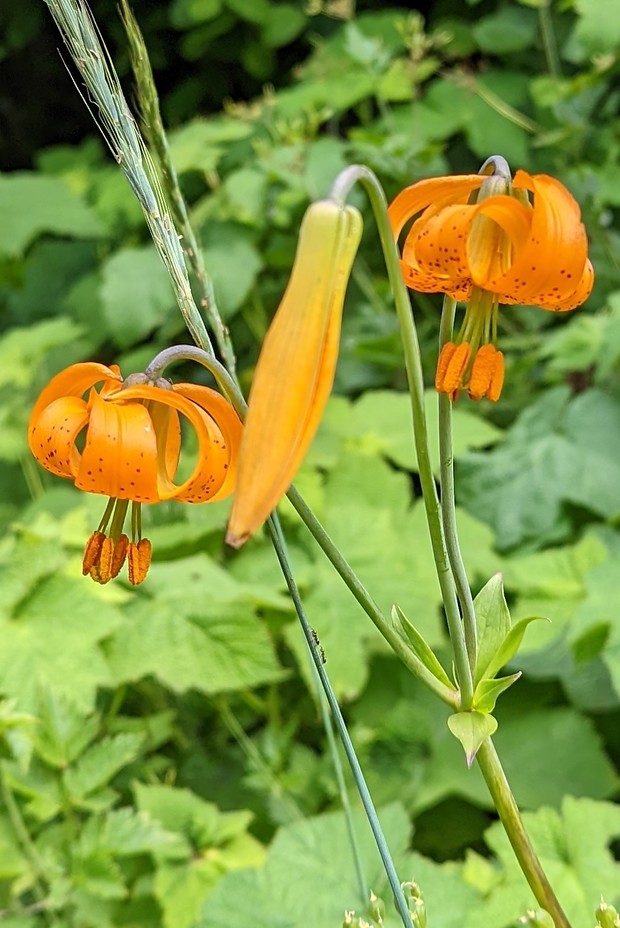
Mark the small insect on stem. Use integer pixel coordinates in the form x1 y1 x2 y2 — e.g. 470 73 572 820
311 627 327 664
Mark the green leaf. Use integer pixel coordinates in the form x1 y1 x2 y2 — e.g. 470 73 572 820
34 689 99 769
459 388 620 550
494 707 617 810
483 616 547 681
202 224 263 319
0 172 102 257
135 784 263 928
472 7 538 54
447 711 497 767
106 556 284 695
199 803 413 928
0 574 122 712
64 734 144 804
473 673 521 714
473 574 511 684
477 798 620 926
391 604 454 689
572 0 620 57
100 246 174 348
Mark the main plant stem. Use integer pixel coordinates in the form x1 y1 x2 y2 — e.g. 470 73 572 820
477 741 571 928
330 165 474 708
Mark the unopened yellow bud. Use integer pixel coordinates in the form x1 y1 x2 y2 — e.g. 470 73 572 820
227 198 362 547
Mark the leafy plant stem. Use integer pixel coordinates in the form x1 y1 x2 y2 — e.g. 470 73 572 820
538 0 561 78
267 513 414 928
310 660 368 905
216 696 303 821
287 487 457 707
476 740 572 928
329 164 474 708
119 0 238 378
0 763 48 901
438 296 477 674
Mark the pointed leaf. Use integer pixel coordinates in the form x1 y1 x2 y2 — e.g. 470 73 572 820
474 574 511 684
448 711 497 767
391 604 454 689
484 616 548 681
474 672 522 713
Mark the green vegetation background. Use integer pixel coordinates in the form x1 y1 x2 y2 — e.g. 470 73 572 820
0 0 619 925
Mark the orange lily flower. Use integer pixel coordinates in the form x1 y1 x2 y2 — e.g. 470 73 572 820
28 362 242 584
389 166 594 401
226 199 363 547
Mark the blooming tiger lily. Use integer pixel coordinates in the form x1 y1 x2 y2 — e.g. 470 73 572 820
28 362 242 584
389 163 594 401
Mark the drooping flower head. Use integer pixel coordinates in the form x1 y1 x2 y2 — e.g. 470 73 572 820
29 362 242 584
389 157 594 401
226 198 363 547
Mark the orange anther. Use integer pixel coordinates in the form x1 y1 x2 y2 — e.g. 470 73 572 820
437 342 471 398
110 533 129 579
82 531 105 575
127 538 152 585
469 345 505 402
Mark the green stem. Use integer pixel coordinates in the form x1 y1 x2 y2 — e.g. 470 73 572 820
119 0 238 377
438 298 477 677
330 165 474 708
476 741 571 928
310 660 368 905
143 345 246 417
0 764 47 900
538 0 561 78
287 487 457 708
216 697 303 821
267 515 414 928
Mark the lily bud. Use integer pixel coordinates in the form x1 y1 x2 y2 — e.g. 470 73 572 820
227 198 362 547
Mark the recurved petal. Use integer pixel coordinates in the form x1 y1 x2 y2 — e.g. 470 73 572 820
489 172 591 308
173 383 243 500
28 395 89 479
388 175 485 240
29 362 122 433
227 200 362 546
117 384 233 502
75 390 161 502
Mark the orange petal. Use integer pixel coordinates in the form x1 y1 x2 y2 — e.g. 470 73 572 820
388 175 485 241
488 172 592 308
407 204 474 290
173 383 243 501
29 362 121 435
227 199 363 546
75 390 161 502
467 196 532 285
118 383 234 502
28 395 89 479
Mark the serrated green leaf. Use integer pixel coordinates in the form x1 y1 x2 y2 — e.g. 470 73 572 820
79 807 184 860
447 712 497 767
483 616 547 681
34 689 99 769
0 172 102 257
0 575 122 712
391 604 454 689
199 803 412 928
473 673 521 713
473 574 511 684
63 733 144 803
106 580 284 695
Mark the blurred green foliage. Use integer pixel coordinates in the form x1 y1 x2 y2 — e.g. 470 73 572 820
1 0 620 925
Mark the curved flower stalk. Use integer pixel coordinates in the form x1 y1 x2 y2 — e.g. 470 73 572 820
389 159 594 401
226 198 363 547
28 362 242 584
